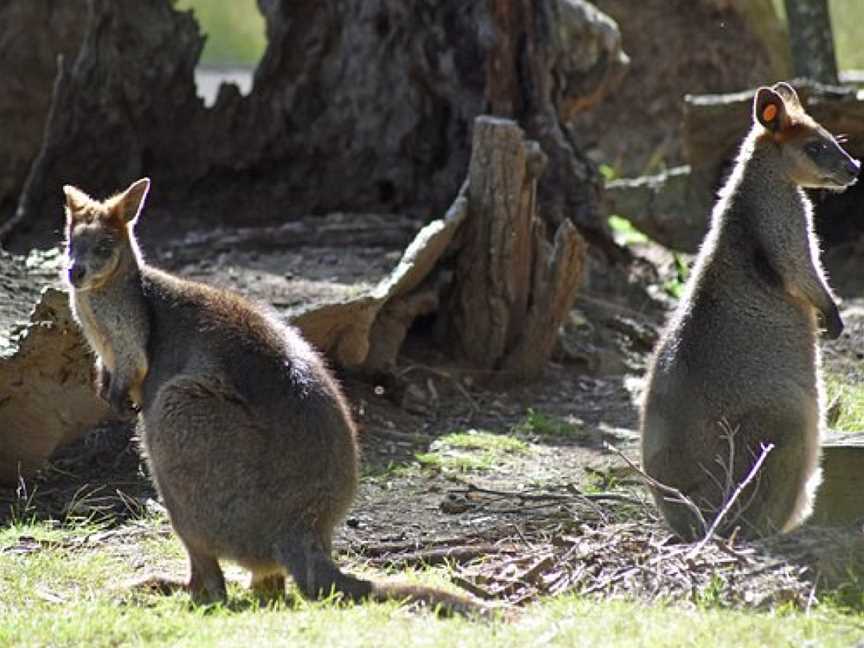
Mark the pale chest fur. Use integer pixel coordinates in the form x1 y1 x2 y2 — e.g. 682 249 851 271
71 291 116 371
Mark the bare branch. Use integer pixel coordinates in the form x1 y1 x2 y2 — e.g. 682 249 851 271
604 442 707 535
688 442 775 558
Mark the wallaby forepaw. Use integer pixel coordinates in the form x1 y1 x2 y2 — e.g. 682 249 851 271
107 385 138 418
821 304 844 340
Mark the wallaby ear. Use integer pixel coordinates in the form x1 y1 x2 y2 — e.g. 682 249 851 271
63 185 92 215
754 87 788 133
113 178 151 224
771 82 802 110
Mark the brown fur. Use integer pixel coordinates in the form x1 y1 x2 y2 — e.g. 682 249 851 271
64 179 486 617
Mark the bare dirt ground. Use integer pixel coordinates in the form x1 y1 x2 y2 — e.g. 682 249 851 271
3 214 864 607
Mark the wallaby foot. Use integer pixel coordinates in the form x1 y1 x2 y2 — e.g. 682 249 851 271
277 535 372 602
127 551 226 604
250 572 286 600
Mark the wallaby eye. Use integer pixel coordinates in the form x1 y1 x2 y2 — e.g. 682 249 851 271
94 240 114 257
803 141 826 158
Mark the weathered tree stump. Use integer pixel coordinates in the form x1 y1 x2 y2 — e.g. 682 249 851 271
10 0 204 246
0 0 85 230
0 249 108 484
444 117 586 382
6 0 626 261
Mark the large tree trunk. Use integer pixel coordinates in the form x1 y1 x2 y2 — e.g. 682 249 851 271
9 0 204 247
0 0 86 236
6 0 627 258
784 0 838 85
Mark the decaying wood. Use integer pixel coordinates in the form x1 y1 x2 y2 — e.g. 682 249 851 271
291 191 468 368
7 0 625 260
0 249 108 484
444 117 587 382
0 0 85 225
10 0 203 247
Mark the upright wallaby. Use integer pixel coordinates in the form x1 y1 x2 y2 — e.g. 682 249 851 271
64 179 482 615
641 82 859 541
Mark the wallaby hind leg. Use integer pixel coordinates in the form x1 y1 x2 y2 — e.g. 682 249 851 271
276 534 372 602
250 572 286 599
128 544 226 604
733 414 814 537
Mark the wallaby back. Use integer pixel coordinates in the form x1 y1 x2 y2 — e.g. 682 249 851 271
640 83 859 541
64 179 485 617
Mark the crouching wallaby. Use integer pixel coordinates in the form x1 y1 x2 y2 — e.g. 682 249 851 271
64 179 484 616
641 82 859 541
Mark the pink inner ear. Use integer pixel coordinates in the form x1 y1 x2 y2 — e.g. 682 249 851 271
762 104 778 123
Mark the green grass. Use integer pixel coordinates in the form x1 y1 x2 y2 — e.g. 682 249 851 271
607 215 650 247
415 429 530 473
175 0 267 66
3 518 864 647
173 1 864 75
824 374 864 432
514 409 586 440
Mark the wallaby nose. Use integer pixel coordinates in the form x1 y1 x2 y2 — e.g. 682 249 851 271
846 158 861 177
68 265 86 285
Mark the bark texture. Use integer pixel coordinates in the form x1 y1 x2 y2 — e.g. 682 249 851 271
0 0 86 232
444 117 586 383
11 0 204 245
784 0 838 85
7 0 626 256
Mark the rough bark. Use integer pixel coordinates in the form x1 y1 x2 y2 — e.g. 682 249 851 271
0 0 86 229
9 0 204 247
444 117 586 382
0 249 108 484
784 0 838 85
7 0 626 259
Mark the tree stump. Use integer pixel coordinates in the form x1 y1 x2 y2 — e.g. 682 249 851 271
0 0 85 229
6 0 625 261
0 249 108 484
444 116 586 383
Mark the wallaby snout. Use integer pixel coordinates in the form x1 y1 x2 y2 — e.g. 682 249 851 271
67 264 86 287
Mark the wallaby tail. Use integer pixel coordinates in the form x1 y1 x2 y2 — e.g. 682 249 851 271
275 537 488 618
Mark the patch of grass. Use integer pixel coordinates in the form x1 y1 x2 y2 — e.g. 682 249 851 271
608 215 650 247
362 461 416 483
3 520 864 648
824 374 864 432
662 253 689 300
175 0 267 67
415 429 530 473
514 409 585 440
599 163 619 182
